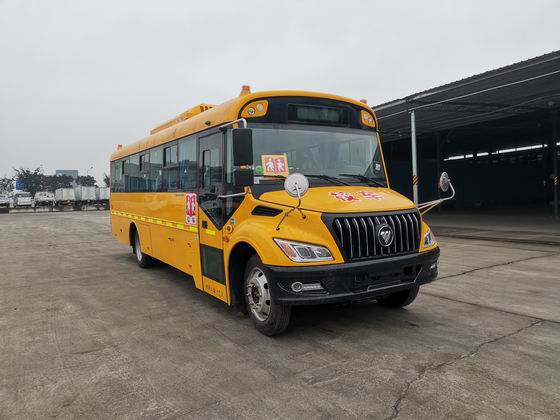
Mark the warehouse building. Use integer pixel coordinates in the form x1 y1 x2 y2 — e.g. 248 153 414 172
374 50 560 218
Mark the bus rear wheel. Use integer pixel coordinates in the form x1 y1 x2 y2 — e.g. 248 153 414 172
244 255 291 336
133 230 155 268
377 286 419 308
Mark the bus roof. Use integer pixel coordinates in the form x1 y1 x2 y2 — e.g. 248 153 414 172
110 90 376 162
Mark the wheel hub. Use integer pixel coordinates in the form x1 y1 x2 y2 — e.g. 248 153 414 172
247 268 271 322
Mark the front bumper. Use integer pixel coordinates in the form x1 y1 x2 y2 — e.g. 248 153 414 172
263 247 440 306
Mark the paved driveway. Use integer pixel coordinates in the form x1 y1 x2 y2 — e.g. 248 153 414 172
1 212 559 419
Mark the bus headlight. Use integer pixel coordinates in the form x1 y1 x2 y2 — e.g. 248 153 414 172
424 228 437 248
274 239 333 263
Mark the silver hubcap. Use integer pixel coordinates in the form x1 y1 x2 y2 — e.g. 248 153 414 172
246 268 271 322
135 233 142 261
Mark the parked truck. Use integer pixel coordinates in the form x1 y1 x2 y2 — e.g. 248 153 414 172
74 186 96 203
34 191 55 207
55 188 76 205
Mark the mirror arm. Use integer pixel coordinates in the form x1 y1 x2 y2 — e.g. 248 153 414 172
219 118 248 131
276 182 306 230
418 182 456 215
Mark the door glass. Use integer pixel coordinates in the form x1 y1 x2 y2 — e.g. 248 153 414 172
203 148 222 188
199 133 224 226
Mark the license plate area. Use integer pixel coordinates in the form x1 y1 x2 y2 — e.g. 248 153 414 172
350 265 420 293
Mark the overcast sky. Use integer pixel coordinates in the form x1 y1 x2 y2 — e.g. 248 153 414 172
1 0 559 184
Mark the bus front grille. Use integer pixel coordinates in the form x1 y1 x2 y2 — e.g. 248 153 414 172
326 210 421 261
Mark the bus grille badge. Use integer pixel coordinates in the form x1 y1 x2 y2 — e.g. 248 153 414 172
377 225 394 247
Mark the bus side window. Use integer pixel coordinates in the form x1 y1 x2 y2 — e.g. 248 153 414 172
179 137 197 190
111 161 124 192
123 158 130 192
149 148 163 192
139 153 150 192
129 154 140 192
163 144 179 191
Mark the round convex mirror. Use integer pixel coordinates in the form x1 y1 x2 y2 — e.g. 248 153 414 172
439 172 451 192
284 173 309 198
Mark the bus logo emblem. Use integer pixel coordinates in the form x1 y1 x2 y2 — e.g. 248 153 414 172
377 225 394 247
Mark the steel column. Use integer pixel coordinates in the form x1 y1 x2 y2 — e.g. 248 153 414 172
552 112 558 219
410 111 419 204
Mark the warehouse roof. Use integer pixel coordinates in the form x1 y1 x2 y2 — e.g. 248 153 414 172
374 50 560 142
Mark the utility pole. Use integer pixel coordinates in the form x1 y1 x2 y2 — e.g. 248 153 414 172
410 111 419 204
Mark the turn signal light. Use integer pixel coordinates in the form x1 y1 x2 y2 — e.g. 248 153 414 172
361 110 376 128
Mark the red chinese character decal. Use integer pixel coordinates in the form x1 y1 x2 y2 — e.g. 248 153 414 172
330 191 360 202
185 193 197 225
358 191 385 200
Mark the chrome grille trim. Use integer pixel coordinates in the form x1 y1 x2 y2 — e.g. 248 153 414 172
327 210 421 261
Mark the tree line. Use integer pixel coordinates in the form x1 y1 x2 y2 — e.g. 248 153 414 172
0 167 110 196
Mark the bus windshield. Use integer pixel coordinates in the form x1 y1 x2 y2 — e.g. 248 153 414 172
251 125 386 186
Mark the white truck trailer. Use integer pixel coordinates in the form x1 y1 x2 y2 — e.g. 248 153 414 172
55 188 76 205
96 187 110 204
74 186 96 203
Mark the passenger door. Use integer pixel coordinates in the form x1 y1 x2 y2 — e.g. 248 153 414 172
198 131 228 302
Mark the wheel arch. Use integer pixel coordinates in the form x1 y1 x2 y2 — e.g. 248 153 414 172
128 222 137 247
228 241 258 309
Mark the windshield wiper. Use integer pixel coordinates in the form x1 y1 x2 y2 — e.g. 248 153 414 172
258 174 286 179
338 173 386 188
304 174 349 186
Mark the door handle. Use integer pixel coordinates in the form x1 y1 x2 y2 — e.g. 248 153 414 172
202 220 208 229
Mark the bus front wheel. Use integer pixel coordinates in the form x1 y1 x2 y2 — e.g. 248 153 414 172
133 230 155 268
244 255 291 336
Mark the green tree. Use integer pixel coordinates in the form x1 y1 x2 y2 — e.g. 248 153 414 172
77 175 97 187
13 167 44 196
43 175 74 192
0 177 14 193
103 173 110 187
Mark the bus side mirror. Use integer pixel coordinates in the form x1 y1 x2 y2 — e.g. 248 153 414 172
232 128 253 166
439 172 451 192
233 169 254 187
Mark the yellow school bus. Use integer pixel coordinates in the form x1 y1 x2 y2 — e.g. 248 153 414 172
110 87 442 335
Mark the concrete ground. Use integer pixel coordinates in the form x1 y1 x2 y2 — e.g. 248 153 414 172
425 210 560 245
1 212 559 419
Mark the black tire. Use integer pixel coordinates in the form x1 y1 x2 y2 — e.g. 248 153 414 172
133 229 155 268
378 286 419 308
244 255 291 336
